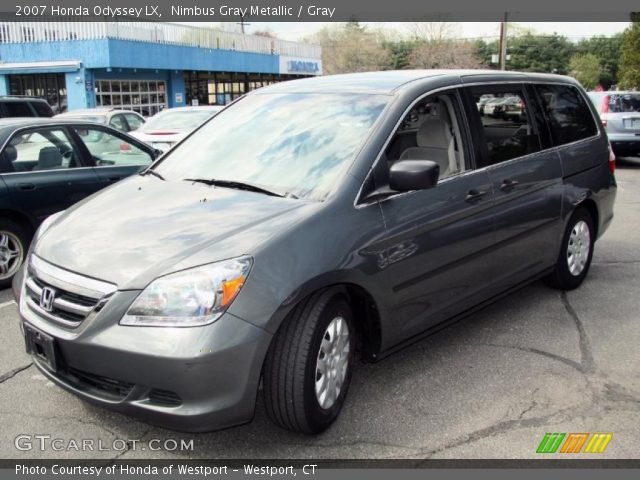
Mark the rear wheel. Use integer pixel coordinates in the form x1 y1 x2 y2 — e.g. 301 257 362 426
544 208 595 290
263 289 355 434
0 219 29 289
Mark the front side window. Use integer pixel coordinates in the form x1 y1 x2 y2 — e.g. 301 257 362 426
377 92 467 186
536 84 599 146
154 93 389 200
73 126 153 167
0 128 81 173
470 87 541 166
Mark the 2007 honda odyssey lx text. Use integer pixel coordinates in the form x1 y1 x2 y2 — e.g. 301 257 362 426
13 70 616 434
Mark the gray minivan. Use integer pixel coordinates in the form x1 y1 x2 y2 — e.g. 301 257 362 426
13 70 616 434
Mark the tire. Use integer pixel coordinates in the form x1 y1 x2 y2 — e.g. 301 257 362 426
0 219 29 290
263 289 355 434
544 208 595 291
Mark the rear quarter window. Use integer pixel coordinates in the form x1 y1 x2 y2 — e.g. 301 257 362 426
535 84 598 146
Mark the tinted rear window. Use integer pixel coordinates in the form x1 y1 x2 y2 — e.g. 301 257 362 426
31 101 54 117
535 84 598 146
604 93 640 113
1 101 34 117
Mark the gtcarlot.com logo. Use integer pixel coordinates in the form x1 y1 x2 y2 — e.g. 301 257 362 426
536 432 613 454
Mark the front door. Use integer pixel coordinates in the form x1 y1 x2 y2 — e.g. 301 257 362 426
0 126 103 223
366 90 497 346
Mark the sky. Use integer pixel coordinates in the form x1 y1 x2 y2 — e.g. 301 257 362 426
234 22 630 41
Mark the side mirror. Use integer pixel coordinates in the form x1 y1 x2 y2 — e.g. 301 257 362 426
153 149 164 158
389 160 439 192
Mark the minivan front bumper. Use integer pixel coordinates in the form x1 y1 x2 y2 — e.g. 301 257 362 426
14 261 272 432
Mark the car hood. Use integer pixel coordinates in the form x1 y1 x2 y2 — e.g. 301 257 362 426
34 176 308 289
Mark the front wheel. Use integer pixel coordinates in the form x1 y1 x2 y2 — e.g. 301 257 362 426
263 289 355 434
544 208 595 290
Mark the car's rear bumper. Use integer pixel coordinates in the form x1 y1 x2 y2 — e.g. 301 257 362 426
607 133 640 156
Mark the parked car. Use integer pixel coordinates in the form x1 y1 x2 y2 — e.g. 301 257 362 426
476 94 495 115
55 108 145 133
588 91 640 157
13 70 616 434
0 118 160 287
129 106 223 152
0 96 54 118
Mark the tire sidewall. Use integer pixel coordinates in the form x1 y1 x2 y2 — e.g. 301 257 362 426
0 219 29 289
557 209 595 289
302 295 355 433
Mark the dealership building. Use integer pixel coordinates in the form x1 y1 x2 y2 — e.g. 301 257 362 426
0 21 322 114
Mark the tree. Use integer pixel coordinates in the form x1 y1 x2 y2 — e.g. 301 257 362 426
506 33 575 74
576 34 622 88
569 53 601 89
305 24 391 75
408 40 482 69
619 16 640 89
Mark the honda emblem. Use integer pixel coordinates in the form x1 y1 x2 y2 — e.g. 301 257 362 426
40 287 56 312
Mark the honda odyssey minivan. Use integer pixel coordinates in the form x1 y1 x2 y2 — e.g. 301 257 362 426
13 70 616 434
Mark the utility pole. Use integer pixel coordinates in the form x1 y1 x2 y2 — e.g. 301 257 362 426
498 13 508 70
237 15 250 34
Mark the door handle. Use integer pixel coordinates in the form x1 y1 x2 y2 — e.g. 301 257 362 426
17 183 36 191
465 189 487 202
500 179 520 191
107 176 122 182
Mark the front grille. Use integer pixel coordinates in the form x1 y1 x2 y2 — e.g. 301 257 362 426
23 255 117 328
65 367 134 400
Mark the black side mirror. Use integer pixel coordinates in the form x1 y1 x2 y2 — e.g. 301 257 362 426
389 160 439 192
153 149 164 158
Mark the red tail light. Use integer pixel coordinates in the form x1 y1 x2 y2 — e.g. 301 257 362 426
608 142 616 173
601 95 610 114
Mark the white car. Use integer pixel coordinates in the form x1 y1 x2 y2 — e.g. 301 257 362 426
129 106 222 152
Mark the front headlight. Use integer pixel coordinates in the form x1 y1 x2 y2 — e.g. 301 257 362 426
120 256 252 327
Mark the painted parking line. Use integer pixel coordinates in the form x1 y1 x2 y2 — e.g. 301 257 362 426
0 300 16 309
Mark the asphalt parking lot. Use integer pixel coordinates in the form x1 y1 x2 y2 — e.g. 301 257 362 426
1 159 640 460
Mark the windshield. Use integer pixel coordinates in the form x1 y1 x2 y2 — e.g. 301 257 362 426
142 110 218 131
154 93 389 200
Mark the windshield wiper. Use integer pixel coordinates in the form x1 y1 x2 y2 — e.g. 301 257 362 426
184 178 296 198
139 169 165 181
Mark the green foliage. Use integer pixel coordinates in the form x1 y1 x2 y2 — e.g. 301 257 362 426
569 53 601 89
619 20 640 89
506 34 574 74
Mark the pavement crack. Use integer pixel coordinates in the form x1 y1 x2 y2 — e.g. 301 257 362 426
469 343 583 373
560 292 595 374
0 363 33 384
411 405 579 460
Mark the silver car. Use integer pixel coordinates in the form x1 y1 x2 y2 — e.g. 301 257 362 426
588 91 640 156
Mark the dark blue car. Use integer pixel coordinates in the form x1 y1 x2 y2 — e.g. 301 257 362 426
0 118 158 287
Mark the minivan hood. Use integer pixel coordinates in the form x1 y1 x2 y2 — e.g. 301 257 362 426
35 176 306 289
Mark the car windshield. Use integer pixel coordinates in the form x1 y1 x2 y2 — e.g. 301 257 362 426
154 93 389 200
142 110 219 132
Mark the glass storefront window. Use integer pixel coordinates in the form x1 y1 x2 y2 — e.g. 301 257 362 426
95 79 168 117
